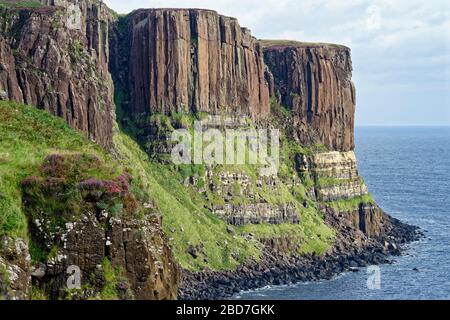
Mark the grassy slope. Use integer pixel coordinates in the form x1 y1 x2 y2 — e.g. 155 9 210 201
0 1 43 9
0 101 261 270
113 132 263 270
114 132 336 269
0 100 115 240
0 100 338 272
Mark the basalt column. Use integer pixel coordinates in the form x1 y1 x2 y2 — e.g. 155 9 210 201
263 41 356 152
112 9 270 120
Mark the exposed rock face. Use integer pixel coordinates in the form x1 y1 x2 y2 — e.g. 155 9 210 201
111 9 270 119
355 204 384 238
301 151 369 202
299 151 382 237
20 154 180 300
212 203 299 226
204 170 300 226
263 41 356 152
0 1 115 147
0 237 31 300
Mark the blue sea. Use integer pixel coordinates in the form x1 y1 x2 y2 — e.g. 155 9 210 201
235 126 450 300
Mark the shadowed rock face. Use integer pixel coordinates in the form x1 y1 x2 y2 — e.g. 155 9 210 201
263 42 356 152
0 1 115 147
111 9 270 119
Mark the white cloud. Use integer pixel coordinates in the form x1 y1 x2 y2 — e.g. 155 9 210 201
365 5 381 31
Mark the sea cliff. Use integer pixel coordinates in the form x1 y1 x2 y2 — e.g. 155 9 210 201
0 1 421 300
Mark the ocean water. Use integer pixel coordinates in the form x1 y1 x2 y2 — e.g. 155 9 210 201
235 126 450 300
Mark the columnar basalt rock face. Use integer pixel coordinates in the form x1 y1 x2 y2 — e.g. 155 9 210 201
263 41 356 152
113 9 270 119
356 204 384 238
0 1 115 147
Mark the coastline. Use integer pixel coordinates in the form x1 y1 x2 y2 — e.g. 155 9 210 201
178 212 423 300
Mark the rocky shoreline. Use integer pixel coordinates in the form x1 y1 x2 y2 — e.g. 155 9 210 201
178 214 423 300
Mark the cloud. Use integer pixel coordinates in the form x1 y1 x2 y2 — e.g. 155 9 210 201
365 5 381 31
104 0 450 125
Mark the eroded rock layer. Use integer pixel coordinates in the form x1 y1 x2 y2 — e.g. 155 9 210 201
0 1 115 147
111 9 270 119
299 151 382 237
263 41 356 152
301 151 369 202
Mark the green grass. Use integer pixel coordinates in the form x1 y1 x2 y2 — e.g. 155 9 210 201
0 264 8 283
238 219 334 256
326 194 375 212
100 258 127 300
0 101 117 240
30 285 48 300
0 0 43 8
0 100 339 273
260 39 349 50
113 133 262 271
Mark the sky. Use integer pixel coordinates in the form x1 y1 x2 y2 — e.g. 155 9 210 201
104 0 450 126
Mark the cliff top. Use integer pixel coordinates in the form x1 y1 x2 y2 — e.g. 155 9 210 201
128 8 239 21
0 0 43 8
260 39 350 51
0 0 45 9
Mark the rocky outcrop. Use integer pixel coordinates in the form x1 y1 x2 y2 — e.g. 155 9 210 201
300 151 369 202
355 204 384 238
263 41 356 152
212 203 299 226
0 1 115 147
298 150 382 237
20 153 180 300
111 9 270 119
0 237 31 300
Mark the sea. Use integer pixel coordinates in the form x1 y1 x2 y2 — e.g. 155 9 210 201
234 126 450 300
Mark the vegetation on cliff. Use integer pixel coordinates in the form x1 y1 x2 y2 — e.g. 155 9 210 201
0 98 337 275
0 2 387 300
0 100 180 299
0 1 43 9
0 100 114 240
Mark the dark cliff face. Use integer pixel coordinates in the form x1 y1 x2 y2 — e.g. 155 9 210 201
111 9 270 119
0 1 115 147
263 41 356 152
